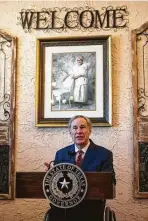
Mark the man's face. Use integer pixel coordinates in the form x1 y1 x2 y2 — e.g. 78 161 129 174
77 57 83 66
69 117 91 148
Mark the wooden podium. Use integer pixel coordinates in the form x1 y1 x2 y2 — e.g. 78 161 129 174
16 172 115 221
16 172 115 199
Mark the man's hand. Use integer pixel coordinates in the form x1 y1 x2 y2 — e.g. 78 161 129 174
44 162 50 171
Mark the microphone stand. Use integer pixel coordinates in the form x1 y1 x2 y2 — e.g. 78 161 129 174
64 209 67 221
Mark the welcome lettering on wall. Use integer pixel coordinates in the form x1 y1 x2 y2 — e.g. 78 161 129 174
18 6 129 32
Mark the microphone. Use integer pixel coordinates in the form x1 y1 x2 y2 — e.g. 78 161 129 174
68 151 76 159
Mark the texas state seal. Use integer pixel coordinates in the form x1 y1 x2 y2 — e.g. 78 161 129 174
43 163 88 208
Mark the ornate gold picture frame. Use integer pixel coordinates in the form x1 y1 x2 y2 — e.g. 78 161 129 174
36 36 112 127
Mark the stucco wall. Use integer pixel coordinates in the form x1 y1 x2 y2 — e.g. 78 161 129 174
0 1 148 221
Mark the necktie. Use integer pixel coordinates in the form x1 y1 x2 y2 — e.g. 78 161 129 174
76 150 83 167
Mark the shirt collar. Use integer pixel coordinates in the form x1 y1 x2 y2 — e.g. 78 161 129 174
75 140 90 154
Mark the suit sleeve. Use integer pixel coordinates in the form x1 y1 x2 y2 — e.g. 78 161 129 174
54 151 61 165
101 151 116 185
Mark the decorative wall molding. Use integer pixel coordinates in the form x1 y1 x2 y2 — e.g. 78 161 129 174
132 21 148 198
0 31 16 199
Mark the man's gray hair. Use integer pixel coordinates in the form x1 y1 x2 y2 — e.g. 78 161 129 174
68 115 92 130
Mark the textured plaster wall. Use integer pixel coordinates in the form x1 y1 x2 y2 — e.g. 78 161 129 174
0 1 148 221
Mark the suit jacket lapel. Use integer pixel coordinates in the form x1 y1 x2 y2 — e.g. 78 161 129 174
68 144 76 164
81 140 96 170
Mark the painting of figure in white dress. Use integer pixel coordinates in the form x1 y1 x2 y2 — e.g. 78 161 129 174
51 52 96 111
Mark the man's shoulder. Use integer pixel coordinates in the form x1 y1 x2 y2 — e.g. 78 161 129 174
90 140 112 154
56 144 74 154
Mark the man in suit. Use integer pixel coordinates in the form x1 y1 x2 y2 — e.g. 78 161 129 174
45 115 115 221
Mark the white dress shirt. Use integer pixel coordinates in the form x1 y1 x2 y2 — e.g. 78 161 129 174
75 141 90 161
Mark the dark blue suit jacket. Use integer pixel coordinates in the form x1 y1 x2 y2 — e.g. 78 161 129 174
55 139 115 174
51 139 116 221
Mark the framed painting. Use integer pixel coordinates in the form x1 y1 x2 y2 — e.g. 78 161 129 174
36 36 112 127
